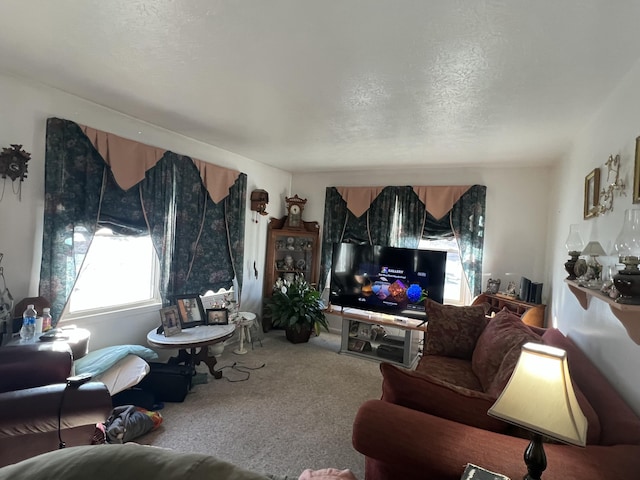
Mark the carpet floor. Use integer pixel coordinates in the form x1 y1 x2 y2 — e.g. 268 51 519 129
139 331 383 479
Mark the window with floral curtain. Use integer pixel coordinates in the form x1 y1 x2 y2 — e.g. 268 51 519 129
320 184 486 299
40 118 246 322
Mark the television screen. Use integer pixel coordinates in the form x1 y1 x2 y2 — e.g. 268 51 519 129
329 243 446 320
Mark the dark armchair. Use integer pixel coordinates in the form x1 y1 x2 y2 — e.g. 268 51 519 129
0 342 112 467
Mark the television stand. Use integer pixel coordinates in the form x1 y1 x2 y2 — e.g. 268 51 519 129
330 305 427 368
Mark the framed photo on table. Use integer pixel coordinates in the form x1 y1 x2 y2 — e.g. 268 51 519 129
174 294 205 328
206 308 229 325
159 306 182 337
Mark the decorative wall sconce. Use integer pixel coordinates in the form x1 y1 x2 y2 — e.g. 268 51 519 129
596 154 626 215
250 189 269 223
0 144 30 201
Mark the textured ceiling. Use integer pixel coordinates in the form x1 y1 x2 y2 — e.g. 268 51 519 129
1 1 639 172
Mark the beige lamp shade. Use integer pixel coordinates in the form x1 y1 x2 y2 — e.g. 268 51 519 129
488 342 587 447
581 241 607 257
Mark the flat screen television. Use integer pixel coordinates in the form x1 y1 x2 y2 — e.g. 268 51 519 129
329 243 446 320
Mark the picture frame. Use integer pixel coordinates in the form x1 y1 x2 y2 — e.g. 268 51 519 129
159 306 182 337
174 294 205 328
634 136 640 204
584 168 601 219
206 307 229 325
348 338 372 353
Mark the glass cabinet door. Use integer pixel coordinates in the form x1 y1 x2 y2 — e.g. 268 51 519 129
273 234 314 284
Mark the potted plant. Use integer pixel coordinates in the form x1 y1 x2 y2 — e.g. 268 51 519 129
263 275 329 343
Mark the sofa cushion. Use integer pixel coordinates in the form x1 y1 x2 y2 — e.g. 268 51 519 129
380 362 509 433
471 308 542 392
416 355 483 391
485 342 522 398
424 299 489 360
542 328 640 446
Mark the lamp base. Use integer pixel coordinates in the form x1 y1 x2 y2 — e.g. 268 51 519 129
523 433 546 480
564 252 580 280
613 270 640 305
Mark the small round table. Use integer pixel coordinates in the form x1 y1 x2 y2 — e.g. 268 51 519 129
146 324 236 379
233 312 256 355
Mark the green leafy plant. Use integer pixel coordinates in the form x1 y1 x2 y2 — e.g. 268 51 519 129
264 275 329 335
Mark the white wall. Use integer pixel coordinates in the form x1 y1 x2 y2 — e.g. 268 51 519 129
0 72 291 348
549 60 640 416
293 166 553 332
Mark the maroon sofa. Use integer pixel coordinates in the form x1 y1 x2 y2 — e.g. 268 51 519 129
0 342 112 467
352 305 640 479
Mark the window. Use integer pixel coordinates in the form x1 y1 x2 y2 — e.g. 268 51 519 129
66 227 160 314
419 237 471 306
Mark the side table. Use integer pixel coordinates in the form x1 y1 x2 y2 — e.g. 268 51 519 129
146 324 235 379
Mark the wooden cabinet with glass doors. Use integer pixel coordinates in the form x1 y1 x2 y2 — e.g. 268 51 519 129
262 216 320 331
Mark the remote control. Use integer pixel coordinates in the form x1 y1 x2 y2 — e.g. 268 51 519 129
66 373 92 387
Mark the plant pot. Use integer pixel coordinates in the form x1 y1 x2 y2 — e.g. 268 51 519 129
285 325 312 344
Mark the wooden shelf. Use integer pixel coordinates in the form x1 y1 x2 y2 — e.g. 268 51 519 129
565 279 640 345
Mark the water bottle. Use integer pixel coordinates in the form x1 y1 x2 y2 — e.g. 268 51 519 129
20 304 37 341
42 307 52 332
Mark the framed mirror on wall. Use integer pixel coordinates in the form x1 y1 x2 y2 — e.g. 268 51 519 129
584 168 601 219
634 136 640 204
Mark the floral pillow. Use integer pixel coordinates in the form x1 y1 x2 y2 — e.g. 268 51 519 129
424 299 489 360
471 308 542 392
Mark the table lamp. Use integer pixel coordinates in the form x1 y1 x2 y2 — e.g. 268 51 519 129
564 224 584 280
488 343 587 480
580 240 607 287
612 208 640 304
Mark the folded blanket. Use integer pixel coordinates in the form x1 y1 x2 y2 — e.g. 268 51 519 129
74 345 158 377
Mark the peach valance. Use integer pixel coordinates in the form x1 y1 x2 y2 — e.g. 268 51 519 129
80 125 164 191
80 124 240 203
412 185 470 220
335 185 471 220
336 187 385 218
191 158 241 203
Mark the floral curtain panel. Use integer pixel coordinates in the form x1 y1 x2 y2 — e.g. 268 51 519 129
41 118 246 321
320 184 486 298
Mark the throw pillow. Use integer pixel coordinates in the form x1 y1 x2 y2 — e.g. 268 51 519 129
471 308 542 392
380 362 510 433
542 328 640 446
424 299 489 360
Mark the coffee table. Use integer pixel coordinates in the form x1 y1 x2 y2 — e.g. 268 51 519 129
146 324 236 379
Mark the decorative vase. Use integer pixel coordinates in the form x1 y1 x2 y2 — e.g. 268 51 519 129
285 325 312 344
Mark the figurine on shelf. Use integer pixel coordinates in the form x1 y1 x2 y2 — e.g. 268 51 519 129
284 255 295 270
486 278 501 294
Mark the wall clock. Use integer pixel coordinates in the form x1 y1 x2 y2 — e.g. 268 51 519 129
285 194 307 228
0 144 31 201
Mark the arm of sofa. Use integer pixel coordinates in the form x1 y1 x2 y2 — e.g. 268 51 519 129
0 382 112 467
0 343 73 393
353 400 640 480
